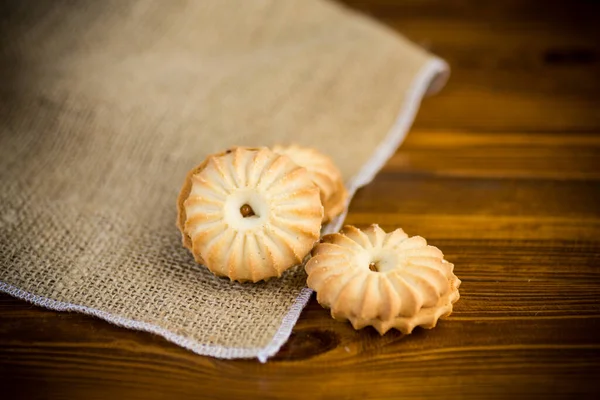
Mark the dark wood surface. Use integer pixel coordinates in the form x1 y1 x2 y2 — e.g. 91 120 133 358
2 1 599 398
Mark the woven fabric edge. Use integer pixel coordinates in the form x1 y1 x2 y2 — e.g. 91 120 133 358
0 57 449 362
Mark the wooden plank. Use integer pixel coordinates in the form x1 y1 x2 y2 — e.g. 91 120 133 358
1 296 599 398
389 131 600 180
339 0 600 131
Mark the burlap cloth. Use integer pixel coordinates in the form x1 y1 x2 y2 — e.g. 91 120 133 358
0 0 448 361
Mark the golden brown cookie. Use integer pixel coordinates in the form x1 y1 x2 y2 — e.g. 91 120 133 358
272 145 347 223
305 224 460 334
178 147 323 282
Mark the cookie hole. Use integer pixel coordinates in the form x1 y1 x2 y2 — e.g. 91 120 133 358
240 204 256 218
369 262 379 272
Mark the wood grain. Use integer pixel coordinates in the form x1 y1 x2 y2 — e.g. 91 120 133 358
1 0 600 398
345 0 600 132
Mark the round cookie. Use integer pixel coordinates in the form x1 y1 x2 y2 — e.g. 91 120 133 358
305 224 460 334
179 147 323 282
272 145 347 223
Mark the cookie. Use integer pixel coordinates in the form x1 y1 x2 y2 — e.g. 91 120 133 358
272 145 347 223
305 224 460 334
179 147 323 282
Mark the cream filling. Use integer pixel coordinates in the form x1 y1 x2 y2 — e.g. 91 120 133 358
223 188 270 231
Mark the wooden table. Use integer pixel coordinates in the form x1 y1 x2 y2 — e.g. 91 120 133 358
2 1 599 398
